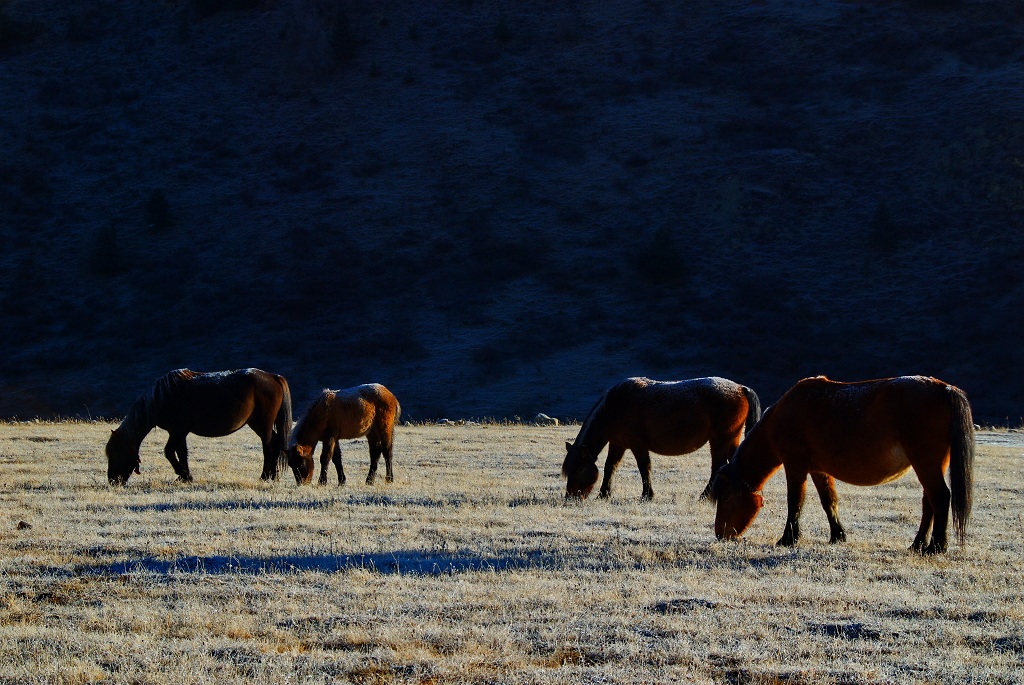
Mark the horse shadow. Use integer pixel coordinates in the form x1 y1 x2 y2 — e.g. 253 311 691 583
84 547 555 576
123 493 466 514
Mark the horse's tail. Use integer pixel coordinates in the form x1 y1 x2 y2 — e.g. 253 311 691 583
388 385 401 426
384 392 401 450
947 385 975 546
275 376 293 478
741 385 762 435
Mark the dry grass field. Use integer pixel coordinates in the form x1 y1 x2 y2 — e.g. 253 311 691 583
0 421 1022 684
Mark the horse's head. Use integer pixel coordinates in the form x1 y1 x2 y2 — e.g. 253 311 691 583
105 428 140 485
562 440 599 499
712 463 764 539
287 444 314 485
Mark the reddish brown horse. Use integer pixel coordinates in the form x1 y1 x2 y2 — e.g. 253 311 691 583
287 384 401 486
562 377 761 501
712 375 974 554
105 368 292 485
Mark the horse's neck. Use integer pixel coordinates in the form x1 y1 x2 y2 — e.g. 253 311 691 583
120 397 156 446
735 429 782 491
293 405 327 445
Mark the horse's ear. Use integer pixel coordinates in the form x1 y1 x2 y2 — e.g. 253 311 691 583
752 492 764 509
565 441 573 453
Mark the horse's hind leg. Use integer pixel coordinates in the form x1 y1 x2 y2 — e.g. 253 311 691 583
258 429 278 481
366 435 381 485
911 493 934 553
318 437 337 485
912 459 951 554
810 472 846 543
778 468 808 546
633 448 654 501
599 444 627 499
379 419 396 484
166 434 193 483
382 436 394 483
922 480 951 554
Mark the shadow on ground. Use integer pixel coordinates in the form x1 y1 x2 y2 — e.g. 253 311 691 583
81 548 558 576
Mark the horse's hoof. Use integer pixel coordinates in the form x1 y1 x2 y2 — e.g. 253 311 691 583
385 476 394 483
776 537 797 547
829 532 847 544
640 492 654 502
598 491 611 500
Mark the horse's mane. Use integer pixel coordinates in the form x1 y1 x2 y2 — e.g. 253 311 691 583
119 395 154 440
578 391 609 444
118 370 193 440
562 389 610 476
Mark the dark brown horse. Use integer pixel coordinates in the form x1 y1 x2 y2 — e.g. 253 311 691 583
562 377 761 501
712 375 974 554
105 368 292 485
287 384 401 486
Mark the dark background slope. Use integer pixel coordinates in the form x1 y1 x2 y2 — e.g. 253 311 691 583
1 0 1022 422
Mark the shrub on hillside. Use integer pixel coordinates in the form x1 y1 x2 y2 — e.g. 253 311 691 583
0 2 42 52
867 202 912 252
629 226 688 286
144 190 173 232
88 224 128 277
328 6 358 66
191 0 263 19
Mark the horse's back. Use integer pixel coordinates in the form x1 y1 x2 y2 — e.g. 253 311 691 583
770 375 958 482
781 375 951 432
330 384 399 437
606 376 749 454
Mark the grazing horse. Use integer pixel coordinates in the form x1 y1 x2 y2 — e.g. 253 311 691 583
712 375 974 554
105 368 292 485
562 377 761 501
287 384 401 486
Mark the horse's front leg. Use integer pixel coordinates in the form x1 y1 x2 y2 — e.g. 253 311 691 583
599 445 627 499
704 434 742 501
777 468 807 546
810 472 846 543
318 437 337 486
633 448 654 501
166 434 193 483
332 442 346 485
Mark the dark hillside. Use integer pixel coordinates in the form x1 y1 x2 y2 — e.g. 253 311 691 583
1 0 1022 422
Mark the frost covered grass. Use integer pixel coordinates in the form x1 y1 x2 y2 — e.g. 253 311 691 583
0 422 1022 683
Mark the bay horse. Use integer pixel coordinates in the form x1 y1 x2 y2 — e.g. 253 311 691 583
105 368 292 485
287 384 401 486
562 377 761 501
711 375 974 554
